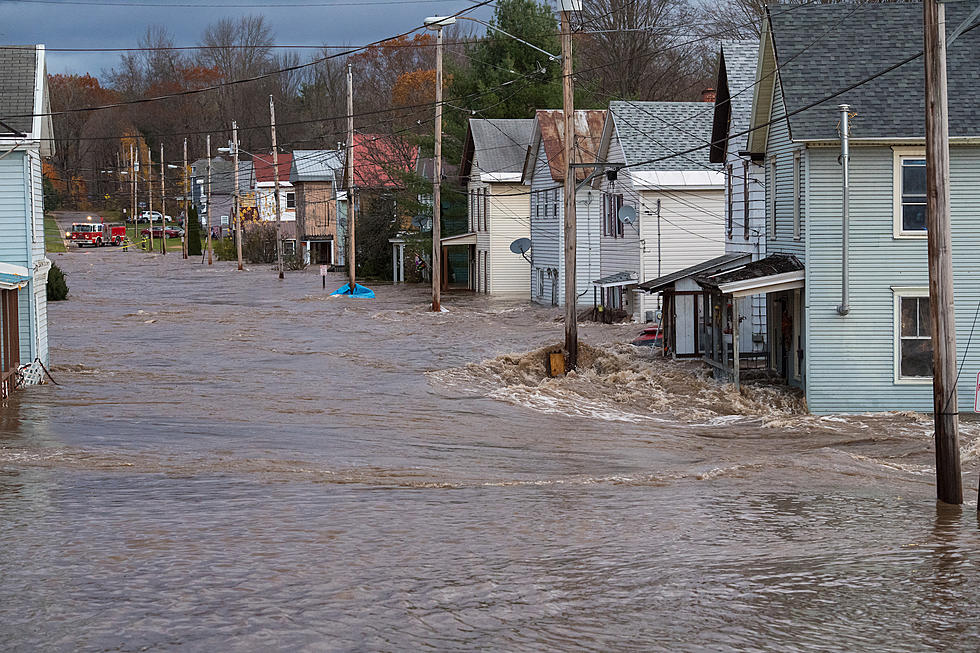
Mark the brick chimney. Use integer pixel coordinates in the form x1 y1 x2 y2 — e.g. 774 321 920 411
701 88 716 103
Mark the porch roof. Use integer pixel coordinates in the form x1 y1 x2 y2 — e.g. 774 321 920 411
593 271 638 288
440 232 477 246
697 254 804 297
0 262 30 290
637 253 750 293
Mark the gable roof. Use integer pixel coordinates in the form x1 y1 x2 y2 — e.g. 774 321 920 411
602 101 720 173
291 150 343 183
0 45 54 156
460 118 534 183
750 2 980 150
523 109 606 184
342 133 419 189
709 40 759 163
254 152 293 184
190 158 253 195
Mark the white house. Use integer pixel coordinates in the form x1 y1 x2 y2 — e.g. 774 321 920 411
253 151 297 252
524 109 605 307
0 45 54 396
594 101 725 329
451 118 534 295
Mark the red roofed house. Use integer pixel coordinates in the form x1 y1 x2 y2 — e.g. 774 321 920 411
342 133 419 191
253 151 298 254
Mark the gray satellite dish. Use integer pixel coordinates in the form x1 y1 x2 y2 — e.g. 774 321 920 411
510 237 531 255
618 205 637 225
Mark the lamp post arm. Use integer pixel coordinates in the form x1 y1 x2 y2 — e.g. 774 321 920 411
457 16 560 61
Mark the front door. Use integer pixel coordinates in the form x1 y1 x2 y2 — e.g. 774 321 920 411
0 289 20 398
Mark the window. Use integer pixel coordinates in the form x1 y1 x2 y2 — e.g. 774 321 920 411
894 289 932 382
537 268 544 298
483 188 489 231
603 193 624 238
793 150 802 240
893 148 927 237
286 192 296 209
283 239 297 256
552 188 560 217
769 156 777 239
742 160 750 240
726 163 733 239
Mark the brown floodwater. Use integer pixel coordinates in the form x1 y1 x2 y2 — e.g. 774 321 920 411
3 243 980 651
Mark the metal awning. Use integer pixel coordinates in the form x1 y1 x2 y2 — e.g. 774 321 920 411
440 232 477 246
592 271 638 288
637 253 751 293
697 254 805 297
0 262 30 290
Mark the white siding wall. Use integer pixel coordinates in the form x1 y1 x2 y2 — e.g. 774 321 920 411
488 182 530 294
598 125 642 315
725 151 767 353
530 140 560 304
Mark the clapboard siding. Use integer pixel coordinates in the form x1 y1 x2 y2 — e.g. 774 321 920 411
726 151 768 351
766 79 805 261
529 139 558 303
0 153 28 267
488 183 530 294
599 125 641 299
805 145 980 414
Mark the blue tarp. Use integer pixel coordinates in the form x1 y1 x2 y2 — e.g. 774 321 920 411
330 283 376 299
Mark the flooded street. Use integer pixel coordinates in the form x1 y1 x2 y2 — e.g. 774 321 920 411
4 244 980 651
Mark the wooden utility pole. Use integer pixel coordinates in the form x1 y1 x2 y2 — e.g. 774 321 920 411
130 144 136 245
431 25 444 311
160 143 166 255
270 95 285 280
182 138 189 259
147 155 155 251
924 0 962 505
561 7 578 369
233 121 243 271
346 63 356 293
206 134 213 266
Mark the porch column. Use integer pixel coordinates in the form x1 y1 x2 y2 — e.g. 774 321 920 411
391 243 398 283
732 296 740 391
399 243 405 283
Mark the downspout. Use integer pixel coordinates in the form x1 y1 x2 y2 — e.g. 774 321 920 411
836 104 851 316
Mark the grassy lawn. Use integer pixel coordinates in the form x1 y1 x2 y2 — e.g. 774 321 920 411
125 226 187 252
44 214 67 253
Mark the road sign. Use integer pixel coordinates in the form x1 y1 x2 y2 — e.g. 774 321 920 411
319 265 328 276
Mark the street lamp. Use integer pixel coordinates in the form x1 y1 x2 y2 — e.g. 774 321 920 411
424 15 455 312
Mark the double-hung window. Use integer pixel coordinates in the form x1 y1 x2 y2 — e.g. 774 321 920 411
893 148 927 237
894 288 932 382
726 163 733 239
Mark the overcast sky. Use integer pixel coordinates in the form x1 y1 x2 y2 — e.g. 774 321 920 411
3 0 494 76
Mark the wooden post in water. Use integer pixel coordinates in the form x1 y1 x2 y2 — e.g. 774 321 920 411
206 135 213 266
561 8 578 369
346 63 356 294
159 143 166 255
923 0 962 505
270 95 284 280
233 121 243 271
147 158 154 251
732 296 740 392
182 138 189 259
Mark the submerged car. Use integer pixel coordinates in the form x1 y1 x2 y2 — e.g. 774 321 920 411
631 325 663 348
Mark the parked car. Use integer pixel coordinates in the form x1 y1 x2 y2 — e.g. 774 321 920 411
631 325 663 349
140 226 184 239
139 210 173 223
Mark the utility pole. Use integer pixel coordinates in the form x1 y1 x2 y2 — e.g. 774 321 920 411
924 0 962 505
429 19 449 311
147 155 154 251
560 0 581 369
206 134 213 266
160 143 166 255
130 144 136 246
270 95 284 280
183 138 189 259
346 63 356 293
233 121 243 271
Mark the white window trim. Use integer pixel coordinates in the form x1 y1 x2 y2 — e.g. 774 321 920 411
892 285 931 385
892 146 928 239
792 149 801 241
769 155 777 239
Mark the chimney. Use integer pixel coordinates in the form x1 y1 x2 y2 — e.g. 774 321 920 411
701 88 716 103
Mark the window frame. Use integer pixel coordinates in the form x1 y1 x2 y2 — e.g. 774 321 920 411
769 155 777 239
726 162 733 240
286 191 296 210
892 147 928 239
892 286 932 384
793 149 802 241
742 159 750 241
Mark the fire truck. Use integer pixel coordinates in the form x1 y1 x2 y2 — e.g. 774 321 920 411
68 220 127 247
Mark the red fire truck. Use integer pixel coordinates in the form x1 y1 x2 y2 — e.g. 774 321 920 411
68 220 127 247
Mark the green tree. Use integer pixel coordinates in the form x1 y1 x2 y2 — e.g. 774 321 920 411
46 262 69 301
187 205 203 256
42 172 62 211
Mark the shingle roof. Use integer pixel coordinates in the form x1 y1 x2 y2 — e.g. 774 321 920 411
769 2 980 140
291 150 343 183
697 254 804 290
254 152 293 184
462 118 534 179
709 40 759 162
609 101 720 172
638 253 751 292
0 46 38 135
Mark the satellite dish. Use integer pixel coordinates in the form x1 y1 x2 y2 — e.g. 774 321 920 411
618 205 637 225
412 215 428 230
510 237 532 255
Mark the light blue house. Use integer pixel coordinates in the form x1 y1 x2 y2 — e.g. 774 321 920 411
707 2 980 414
0 45 54 397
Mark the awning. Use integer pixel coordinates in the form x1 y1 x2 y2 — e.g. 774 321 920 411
637 253 751 293
0 262 30 290
440 232 477 246
698 254 805 297
592 271 638 288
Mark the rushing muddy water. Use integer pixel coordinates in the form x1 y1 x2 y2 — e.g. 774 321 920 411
3 240 980 651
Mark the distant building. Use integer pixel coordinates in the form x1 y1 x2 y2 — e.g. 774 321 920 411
190 156 253 237
253 152 297 253
0 45 54 396
291 150 344 265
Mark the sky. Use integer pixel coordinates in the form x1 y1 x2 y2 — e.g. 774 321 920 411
2 0 495 76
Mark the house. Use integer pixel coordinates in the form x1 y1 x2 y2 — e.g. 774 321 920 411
524 109 605 307
190 156 253 238
719 2 980 413
0 45 54 397
444 118 534 294
291 150 344 265
593 101 725 327
253 151 297 254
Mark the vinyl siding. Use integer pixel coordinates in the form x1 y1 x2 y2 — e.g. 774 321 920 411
725 150 767 352
599 126 641 309
530 139 559 304
0 153 28 267
766 78 805 261
805 145 980 414
488 182 530 294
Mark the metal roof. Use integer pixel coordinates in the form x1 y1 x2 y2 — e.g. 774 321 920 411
608 101 721 172
533 109 606 182
767 2 980 141
291 150 344 183
592 271 638 287
638 253 751 293
0 46 37 136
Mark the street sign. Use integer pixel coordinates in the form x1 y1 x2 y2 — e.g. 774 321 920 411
220 215 229 226
319 265 328 276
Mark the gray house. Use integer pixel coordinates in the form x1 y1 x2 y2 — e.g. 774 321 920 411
190 156 253 237
732 2 980 413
